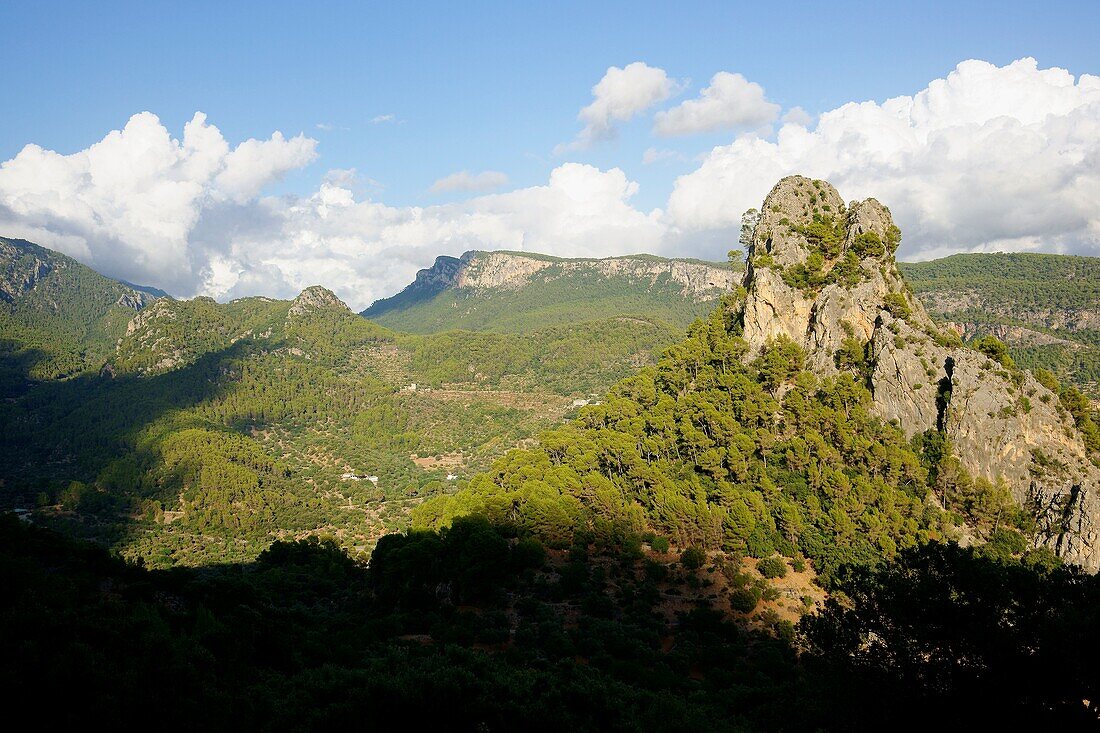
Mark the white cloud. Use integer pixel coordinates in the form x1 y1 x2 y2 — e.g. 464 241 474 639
429 170 509 194
561 62 679 151
666 58 1100 259
0 113 663 310
370 114 396 124
0 112 315 291
4 58 1098 314
642 147 683 165
781 106 814 127
654 71 779 137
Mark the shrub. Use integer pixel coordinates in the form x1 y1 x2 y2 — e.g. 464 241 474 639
883 292 911 320
975 336 1015 370
730 586 761 614
650 536 670 554
758 556 788 579
680 546 706 570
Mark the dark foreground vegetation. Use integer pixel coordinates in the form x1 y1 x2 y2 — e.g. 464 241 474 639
3 514 1098 731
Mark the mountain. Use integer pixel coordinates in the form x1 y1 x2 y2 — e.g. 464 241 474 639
4 181 1100 727
418 175 1100 572
0 236 158 384
0 260 680 565
362 250 740 333
736 176 1100 568
366 247 1100 401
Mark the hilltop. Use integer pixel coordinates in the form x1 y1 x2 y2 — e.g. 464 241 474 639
0 236 159 383
362 250 739 333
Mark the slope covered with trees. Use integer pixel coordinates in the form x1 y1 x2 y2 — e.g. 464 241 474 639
901 253 1100 397
0 269 680 565
0 236 157 384
4 510 1097 729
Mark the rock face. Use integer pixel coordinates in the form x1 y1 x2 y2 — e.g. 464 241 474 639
0 239 52 302
363 250 738 320
738 176 1100 570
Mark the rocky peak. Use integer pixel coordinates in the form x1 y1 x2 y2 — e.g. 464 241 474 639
738 175 1100 571
413 255 465 290
289 285 350 316
741 176 924 372
362 250 738 320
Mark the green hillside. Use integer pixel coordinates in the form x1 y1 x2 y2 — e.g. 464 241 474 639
0 236 158 384
900 253 1100 396
363 250 740 333
4 237 1100 727
0 267 679 566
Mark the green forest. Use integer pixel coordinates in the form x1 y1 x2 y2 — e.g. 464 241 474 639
3 236 1100 728
901 253 1100 396
3 514 1097 729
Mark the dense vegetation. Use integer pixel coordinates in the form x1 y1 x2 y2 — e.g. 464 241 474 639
1 275 681 565
0 236 155 381
412 300 1035 582
5 237 1100 728
4 514 1096 729
901 252 1100 396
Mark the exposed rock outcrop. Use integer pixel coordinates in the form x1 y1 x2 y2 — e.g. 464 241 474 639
288 285 350 317
363 250 738 319
0 241 51 302
737 176 1100 570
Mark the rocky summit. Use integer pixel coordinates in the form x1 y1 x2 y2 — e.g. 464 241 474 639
737 175 1100 569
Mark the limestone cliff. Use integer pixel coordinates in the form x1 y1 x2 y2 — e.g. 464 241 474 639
362 250 739 333
738 176 1100 570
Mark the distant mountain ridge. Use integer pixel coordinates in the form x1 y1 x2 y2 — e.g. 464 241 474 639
900 253 1100 397
362 250 740 333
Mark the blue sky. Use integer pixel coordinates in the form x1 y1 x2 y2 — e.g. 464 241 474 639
4 0 1098 210
1 1 1099 307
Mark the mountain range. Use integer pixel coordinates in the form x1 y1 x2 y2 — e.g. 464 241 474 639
4 177 1100 727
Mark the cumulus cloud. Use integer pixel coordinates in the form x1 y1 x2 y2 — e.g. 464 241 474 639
666 58 1100 259
0 112 316 293
654 71 780 136
370 114 396 124
204 162 663 308
4 58 1098 314
0 112 663 310
561 62 679 151
429 170 509 194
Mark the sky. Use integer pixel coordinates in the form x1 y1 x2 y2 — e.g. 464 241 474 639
1 0 1099 310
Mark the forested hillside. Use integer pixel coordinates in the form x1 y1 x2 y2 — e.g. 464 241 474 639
4 180 1100 727
0 269 679 565
0 236 157 383
414 175 1100 573
366 248 1100 398
901 253 1100 397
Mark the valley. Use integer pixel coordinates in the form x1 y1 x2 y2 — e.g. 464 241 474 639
4 176 1100 727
